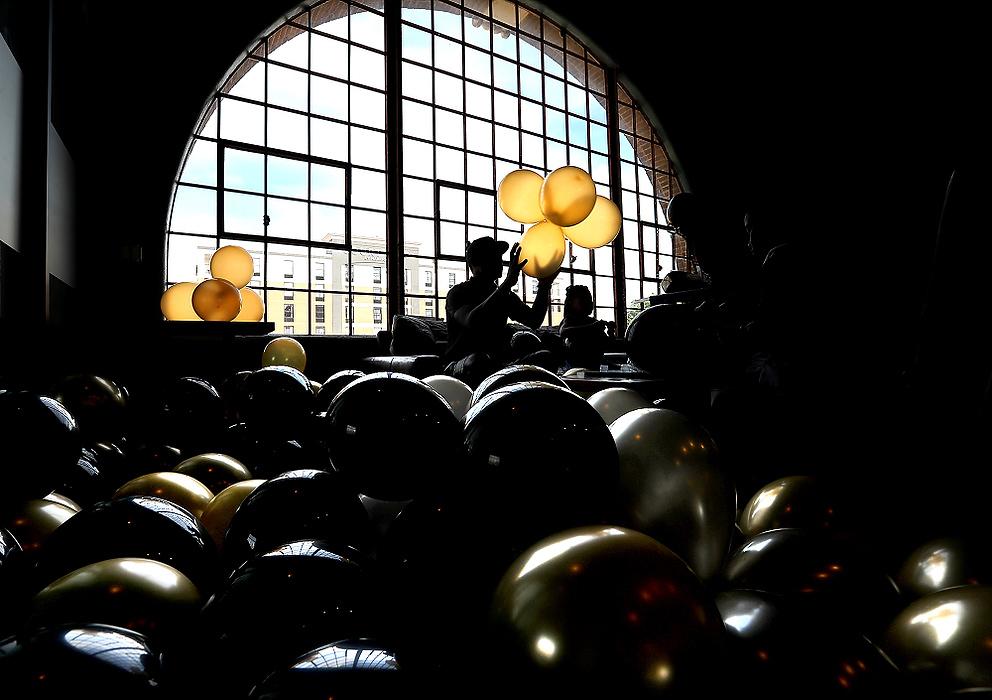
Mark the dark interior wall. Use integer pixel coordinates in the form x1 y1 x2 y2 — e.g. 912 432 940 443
27 0 985 391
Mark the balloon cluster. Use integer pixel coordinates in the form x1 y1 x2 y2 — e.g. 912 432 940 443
498 166 621 279
2 366 992 698
161 245 265 322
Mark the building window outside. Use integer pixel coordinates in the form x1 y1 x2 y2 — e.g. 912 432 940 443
284 304 295 322
166 0 686 336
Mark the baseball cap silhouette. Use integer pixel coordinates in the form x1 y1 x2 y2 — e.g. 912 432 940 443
467 236 510 265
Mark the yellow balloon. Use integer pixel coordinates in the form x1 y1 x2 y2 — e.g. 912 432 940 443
210 245 255 288
112 472 215 520
191 278 242 322
563 195 622 248
518 220 566 279
262 336 307 371
160 281 199 321
199 479 265 551
540 165 597 227
233 286 265 322
498 169 546 224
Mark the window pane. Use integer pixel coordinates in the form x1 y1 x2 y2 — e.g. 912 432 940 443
225 192 264 235
220 98 264 145
171 186 216 234
180 139 217 186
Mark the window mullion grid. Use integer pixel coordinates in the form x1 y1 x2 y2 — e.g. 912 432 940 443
605 65 627 334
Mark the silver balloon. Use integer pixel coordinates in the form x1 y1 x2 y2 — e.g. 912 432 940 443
422 374 473 420
882 584 992 692
586 387 655 426
608 407 736 581
896 537 992 601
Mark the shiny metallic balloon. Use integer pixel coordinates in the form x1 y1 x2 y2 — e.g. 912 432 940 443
468 364 570 408
198 479 265 551
0 622 164 697
490 525 728 698
586 386 655 426
896 536 992 601
715 588 908 695
173 452 254 495
422 374 474 420
20 557 203 648
723 527 903 640
882 584 992 692
738 474 858 540
608 407 736 581
112 471 214 520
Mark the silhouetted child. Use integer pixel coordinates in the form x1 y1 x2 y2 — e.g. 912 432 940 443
558 285 616 369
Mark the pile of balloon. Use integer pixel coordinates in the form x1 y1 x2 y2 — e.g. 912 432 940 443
3 348 992 699
161 245 265 322
497 165 622 278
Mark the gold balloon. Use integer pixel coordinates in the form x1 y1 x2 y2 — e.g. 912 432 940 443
173 452 253 495
233 286 265 322
608 407 736 582
112 472 214 520
160 281 199 321
518 221 566 279
882 584 992 691
539 165 597 227
209 245 255 288
3 498 78 553
21 557 203 644
261 336 307 371
497 169 545 224
490 525 728 697
563 194 621 248
199 479 265 551
586 387 655 426
191 277 242 322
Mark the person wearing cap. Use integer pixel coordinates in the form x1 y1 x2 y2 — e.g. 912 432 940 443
443 235 559 387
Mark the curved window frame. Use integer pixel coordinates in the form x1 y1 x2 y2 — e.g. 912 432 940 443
165 0 688 336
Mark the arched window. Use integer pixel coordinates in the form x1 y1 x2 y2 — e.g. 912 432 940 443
166 0 687 336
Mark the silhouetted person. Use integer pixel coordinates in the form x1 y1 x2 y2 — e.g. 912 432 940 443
444 236 559 387
558 285 616 370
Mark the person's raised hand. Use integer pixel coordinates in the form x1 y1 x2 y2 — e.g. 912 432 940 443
503 242 526 289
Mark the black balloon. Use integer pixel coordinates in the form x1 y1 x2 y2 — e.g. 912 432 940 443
30 495 221 596
220 422 329 479
460 381 619 552
248 639 407 700
239 366 316 441
314 369 365 414
714 588 909 697
625 303 714 379
323 372 464 501
375 492 525 676
468 363 568 407
721 528 903 640
201 540 385 697
48 373 130 445
153 376 229 455
0 623 163 700
0 391 82 506
221 469 373 572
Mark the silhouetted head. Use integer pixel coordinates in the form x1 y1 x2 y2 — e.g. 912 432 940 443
467 235 509 281
564 284 594 315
